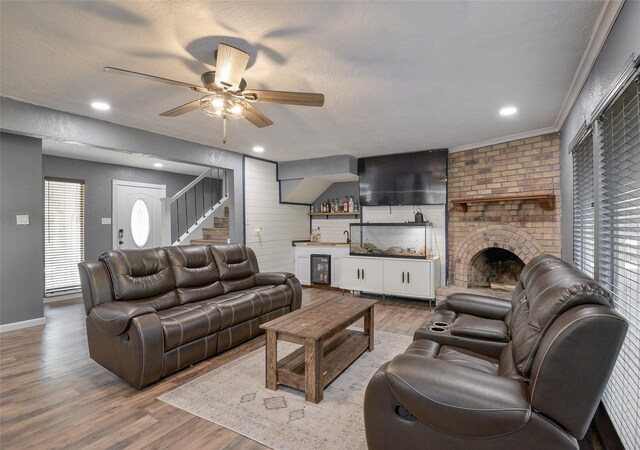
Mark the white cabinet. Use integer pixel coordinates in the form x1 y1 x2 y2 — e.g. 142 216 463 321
295 254 310 285
331 256 341 288
383 259 439 299
341 257 383 292
342 256 440 300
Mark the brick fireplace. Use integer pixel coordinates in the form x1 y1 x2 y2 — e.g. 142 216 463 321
447 133 561 288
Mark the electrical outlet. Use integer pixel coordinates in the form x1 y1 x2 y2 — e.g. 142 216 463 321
16 215 29 225
102 218 112 225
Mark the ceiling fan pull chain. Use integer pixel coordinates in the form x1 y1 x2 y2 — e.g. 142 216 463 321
223 117 228 144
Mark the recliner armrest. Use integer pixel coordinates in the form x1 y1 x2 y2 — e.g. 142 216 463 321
89 301 156 336
385 353 530 437
254 272 295 286
443 293 512 320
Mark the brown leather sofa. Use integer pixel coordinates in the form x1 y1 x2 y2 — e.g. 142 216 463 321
79 244 301 389
364 254 627 449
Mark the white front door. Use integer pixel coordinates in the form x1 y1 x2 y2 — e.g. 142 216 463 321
113 180 166 250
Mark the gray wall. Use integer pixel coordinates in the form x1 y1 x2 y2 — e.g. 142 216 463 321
42 155 203 259
0 97 244 243
0 133 44 325
560 0 640 261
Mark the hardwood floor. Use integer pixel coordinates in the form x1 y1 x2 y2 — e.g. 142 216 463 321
0 289 431 449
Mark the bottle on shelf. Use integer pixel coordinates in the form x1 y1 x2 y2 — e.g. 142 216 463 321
317 227 321 241
355 200 360 213
349 196 354 213
343 197 349 212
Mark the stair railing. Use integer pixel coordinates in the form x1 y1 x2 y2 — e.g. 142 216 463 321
161 167 228 245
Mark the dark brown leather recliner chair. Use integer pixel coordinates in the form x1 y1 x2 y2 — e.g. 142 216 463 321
364 255 627 449
79 244 302 389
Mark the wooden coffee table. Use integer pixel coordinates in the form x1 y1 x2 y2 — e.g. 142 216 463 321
260 296 376 403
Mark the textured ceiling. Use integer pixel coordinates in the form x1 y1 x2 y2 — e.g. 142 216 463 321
0 1 603 161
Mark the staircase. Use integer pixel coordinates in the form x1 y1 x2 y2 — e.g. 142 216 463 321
190 207 229 245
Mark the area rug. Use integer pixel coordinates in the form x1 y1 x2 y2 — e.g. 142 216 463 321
159 329 412 450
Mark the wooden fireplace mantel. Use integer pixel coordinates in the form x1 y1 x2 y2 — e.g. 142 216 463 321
451 193 555 212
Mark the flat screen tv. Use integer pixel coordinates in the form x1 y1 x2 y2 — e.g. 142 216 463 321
358 150 448 206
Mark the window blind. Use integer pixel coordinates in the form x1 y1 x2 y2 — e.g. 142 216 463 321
572 131 595 277
44 178 85 295
598 78 639 448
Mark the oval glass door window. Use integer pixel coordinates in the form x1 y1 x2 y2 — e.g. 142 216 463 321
130 199 150 247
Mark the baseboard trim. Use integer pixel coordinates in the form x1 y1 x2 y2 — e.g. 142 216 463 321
593 402 625 450
43 292 82 303
0 317 46 333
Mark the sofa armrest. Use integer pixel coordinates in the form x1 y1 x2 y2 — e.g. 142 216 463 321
78 261 114 315
385 354 530 437
254 272 295 286
443 293 512 320
89 301 156 336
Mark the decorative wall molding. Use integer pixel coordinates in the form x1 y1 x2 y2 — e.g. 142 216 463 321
554 0 626 130
449 127 557 153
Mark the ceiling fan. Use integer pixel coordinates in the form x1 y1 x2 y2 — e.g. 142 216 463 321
105 43 325 144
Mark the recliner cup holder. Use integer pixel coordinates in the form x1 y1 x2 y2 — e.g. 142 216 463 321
433 322 451 327
429 326 447 333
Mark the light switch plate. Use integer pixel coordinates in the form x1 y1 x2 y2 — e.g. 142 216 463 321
16 215 29 225
102 218 112 225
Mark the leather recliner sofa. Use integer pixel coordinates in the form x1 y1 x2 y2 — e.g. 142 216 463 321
364 254 627 449
79 244 302 389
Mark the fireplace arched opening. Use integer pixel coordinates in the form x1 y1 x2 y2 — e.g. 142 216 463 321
470 248 524 289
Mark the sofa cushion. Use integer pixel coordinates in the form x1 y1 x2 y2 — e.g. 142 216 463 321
99 248 179 309
211 244 257 279
451 315 509 342
157 303 223 351
212 284 293 329
165 245 224 304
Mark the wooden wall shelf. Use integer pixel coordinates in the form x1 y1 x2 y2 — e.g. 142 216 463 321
451 193 555 212
309 212 360 217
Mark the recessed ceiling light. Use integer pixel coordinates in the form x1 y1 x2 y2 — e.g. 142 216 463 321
253 146 264 153
499 106 517 116
91 101 111 111
153 162 164 168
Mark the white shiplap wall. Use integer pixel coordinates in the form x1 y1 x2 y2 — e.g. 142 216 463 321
361 205 447 286
244 158 309 273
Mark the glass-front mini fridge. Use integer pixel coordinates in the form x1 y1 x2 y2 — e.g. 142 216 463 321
310 254 331 285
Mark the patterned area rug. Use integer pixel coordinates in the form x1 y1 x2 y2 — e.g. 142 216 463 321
159 330 412 450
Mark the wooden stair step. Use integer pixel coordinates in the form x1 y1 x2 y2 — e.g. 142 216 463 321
214 217 229 227
190 239 229 245
203 232 229 240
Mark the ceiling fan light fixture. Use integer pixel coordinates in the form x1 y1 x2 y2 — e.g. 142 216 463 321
200 93 246 120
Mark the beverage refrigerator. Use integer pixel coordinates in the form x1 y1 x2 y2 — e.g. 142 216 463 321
310 254 331 285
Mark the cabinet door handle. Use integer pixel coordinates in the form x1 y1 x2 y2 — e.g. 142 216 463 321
402 271 404 283
407 272 410 284
362 269 365 279
357 268 360 279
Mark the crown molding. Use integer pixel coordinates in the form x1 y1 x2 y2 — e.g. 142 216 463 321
553 0 626 130
449 126 558 153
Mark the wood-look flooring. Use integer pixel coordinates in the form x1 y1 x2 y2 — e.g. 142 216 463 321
0 289 431 449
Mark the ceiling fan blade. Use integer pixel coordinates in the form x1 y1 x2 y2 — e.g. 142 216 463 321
244 103 273 128
104 67 207 93
243 89 324 107
159 99 201 117
215 44 250 89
